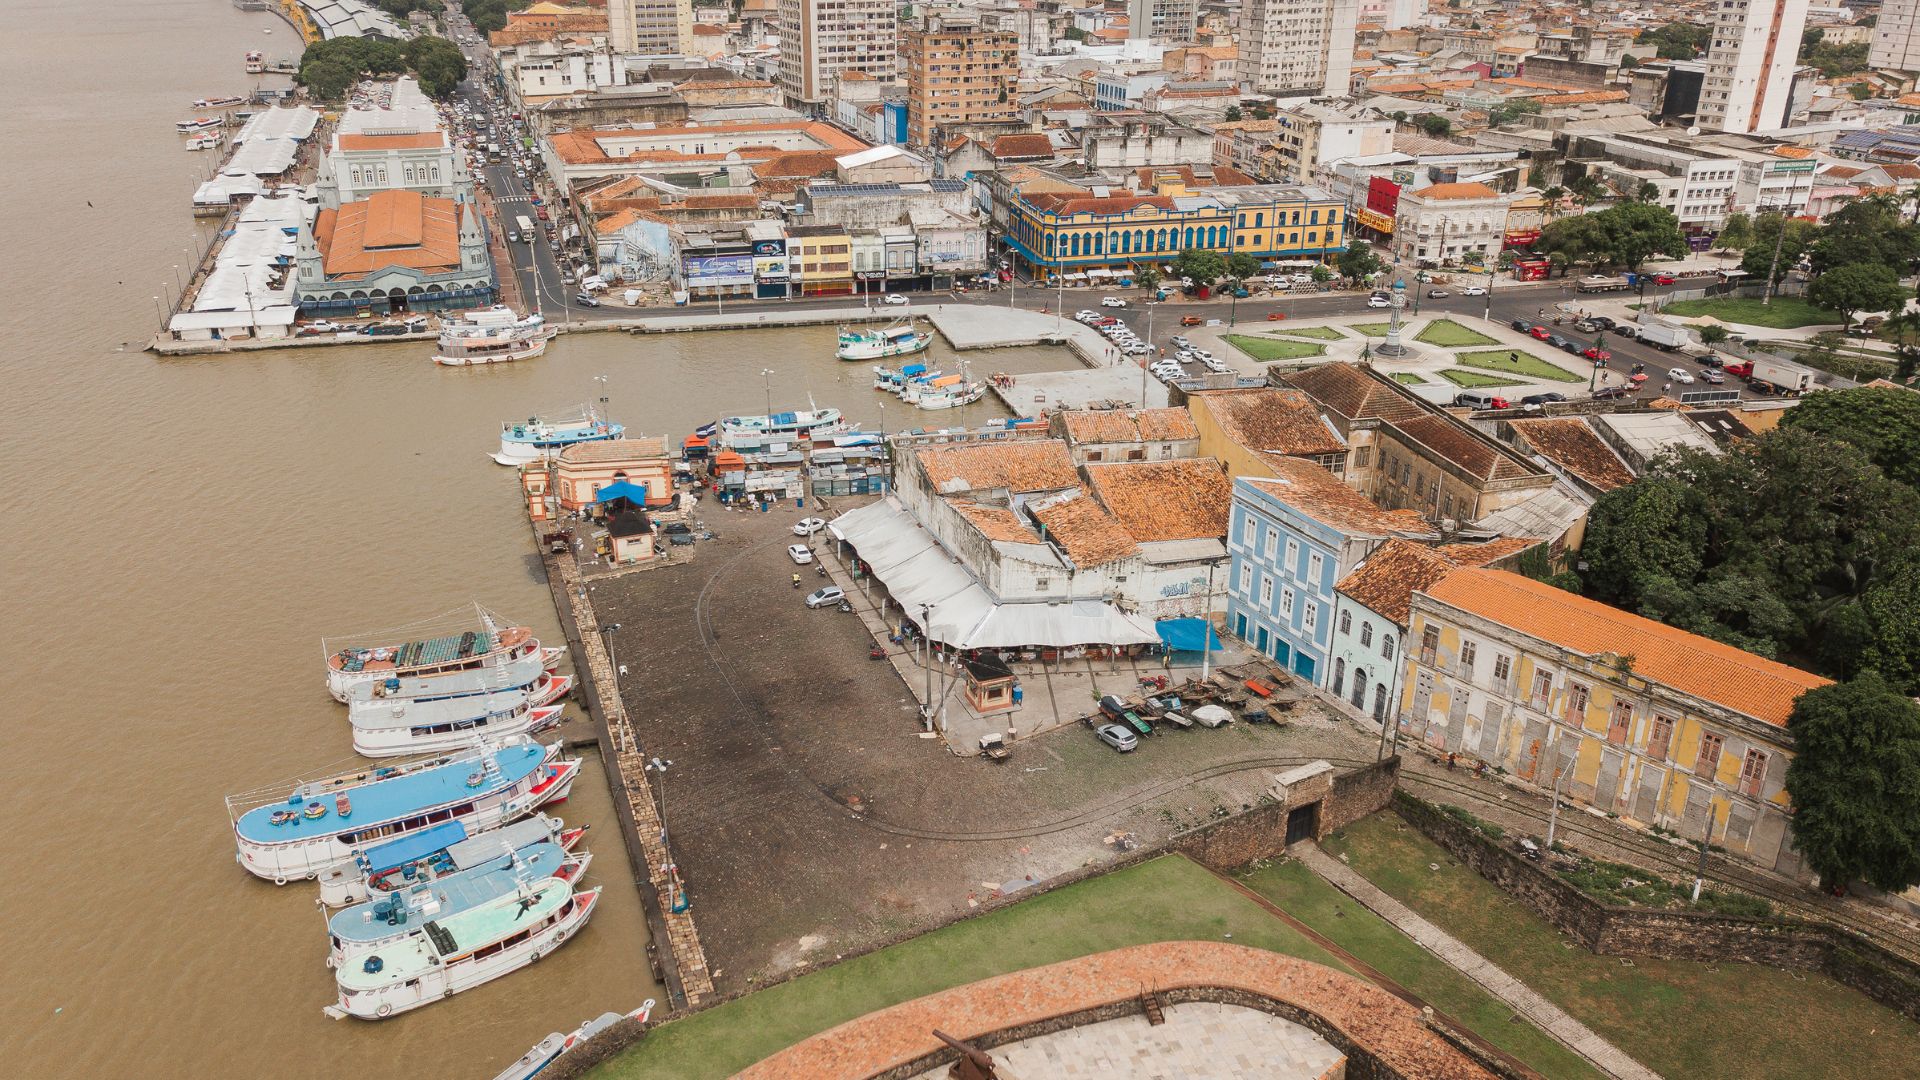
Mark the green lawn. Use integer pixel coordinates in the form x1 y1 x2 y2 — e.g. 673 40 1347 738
1455 349 1583 383
1239 861 1605 1080
1658 296 1843 329
590 856 1356 1080
1439 369 1525 388
1324 815 1920 1080
1390 372 1428 386
1223 334 1328 362
1351 322 1392 337
1277 325 1346 340
1414 318 1500 348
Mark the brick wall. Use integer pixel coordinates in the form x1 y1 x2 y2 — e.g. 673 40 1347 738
1175 757 1402 871
1394 792 1920 1023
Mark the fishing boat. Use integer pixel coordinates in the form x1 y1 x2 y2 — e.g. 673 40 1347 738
901 372 964 405
342 652 568 706
432 307 556 366
836 320 932 361
348 685 567 759
872 362 940 393
228 737 581 885
326 840 592 968
716 405 847 448
493 403 623 466
185 133 221 151
318 813 586 907
326 619 547 702
325 877 602 1020
192 95 247 109
176 117 223 133
493 1002 657 1080
915 378 987 410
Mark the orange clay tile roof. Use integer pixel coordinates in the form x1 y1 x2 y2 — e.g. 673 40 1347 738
1413 181 1502 201
947 499 1042 544
594 208 645 233
1392 413 1540 483
1030 495 1140 568
1022 192 1176 216
917 439 1079 495
1246 457 1439 539
1058 407 1198 444
1420 569 1830 726
1550 90 1629 105
1084 458 1233 543
1506 418 1634 491
991 133 1057 160
1436 536 1541 568
1337 538 1460 624
1880 162 1920 179
1772 145 1818 158
1276 364 1425 425
1823 164 1866 179
1191 388 1345 458
752 150 842 178
337 131 445 151
314 190 463 278
557 436 670 462
547 120 865 165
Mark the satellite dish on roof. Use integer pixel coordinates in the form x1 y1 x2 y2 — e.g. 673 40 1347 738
1686 126 1702 136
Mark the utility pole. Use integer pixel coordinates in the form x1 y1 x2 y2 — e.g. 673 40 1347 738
1544 742 1575 852
921 602 934 730
1761 173 1802 307
1692 804 1721 903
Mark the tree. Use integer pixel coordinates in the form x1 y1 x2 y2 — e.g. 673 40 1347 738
1547 250 1570 278
299 58 357 101
1133 265 1160 292
1807 40 1871 78
1338 239 1385 281
1785 672 1920 892
1537 201 1686 270
1620 54 1640 70
1639 22 1711 59
1168 248 1225 289
1311 263 1333 283
1698 324 1730 347
1715 212 1752 255
1850 82 1874 101
1809 262 1906 333
1780 386 1920 490
405 35 468 98
1390 110 1409 122
1798 26 1827 60
1810 193 1919 275
1637 181 1662 203
1488 97 1543 127
1061 26 1089 42
1224 104 1243 122
1739 213 1820 283
1569 174 1607 207
1226 252 1263 281
1880 311 1920 381
1417 113 1453 138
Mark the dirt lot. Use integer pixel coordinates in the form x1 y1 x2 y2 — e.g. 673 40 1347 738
598 497 1380 987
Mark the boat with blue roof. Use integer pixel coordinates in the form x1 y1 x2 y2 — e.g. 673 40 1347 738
326 840 592 968
836 319 932 360
493 402 623 466
317 813 586 906
342 651 569 707
325 605 552 702
716 403 846 449
492 1001 656 1080
227 737 580 885
873 362 942 394
348 681 567 758
326 875 601 1019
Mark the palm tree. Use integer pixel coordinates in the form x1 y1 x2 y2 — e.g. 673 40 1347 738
1541 186 1565 226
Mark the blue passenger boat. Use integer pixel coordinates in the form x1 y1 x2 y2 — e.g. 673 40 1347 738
317 813 586 906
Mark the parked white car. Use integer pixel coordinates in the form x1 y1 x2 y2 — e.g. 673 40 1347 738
883 294 908 305
1101 296 1128 308
787 544 815 564
1463 286 1488 296
1367 295 1391 308
792 517 826 535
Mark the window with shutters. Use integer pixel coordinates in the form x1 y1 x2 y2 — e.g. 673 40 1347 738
1696 731 1723 778
1332 658 1346 696
1607 701 1631 745
1260 575 1274 606
1281 588 1295 617
1339 609 1351 634
1647 716 1673 761
1492 654 1511 685
1564 683 1589 722
1458 640 1476 677
1530 671 1553 711
1360 621 1373 646
1382 635 1396 660
1262 527 1277 559
1738 748 1767 796
1419 626 1439 665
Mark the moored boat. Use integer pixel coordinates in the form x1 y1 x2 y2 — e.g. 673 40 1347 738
325 878 602 1020
915 379 987 410
245 50 264 73
175 117 222 132
872 362 939 393
493 403 623 466
716 405 846 448
433 307 556 366
493 1002 657 1080
836 320 932 361
341 652 567 706
192 95 247 109
185 133 220 151
348 684 566 758
317 812 587 907
326 840 592 968
227 737 581 885
325 614 544 702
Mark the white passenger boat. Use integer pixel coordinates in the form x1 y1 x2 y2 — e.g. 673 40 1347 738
493 1002 657 1080
192 95 246 109
176 117 223 132
493 403 623 466
432 307 556 366
342 652 567 706
836 320 932 361
716 404 847 448
915 379 987 410
227 738 581 885
348 685 566 759
325 606 553 702
326 842 592 969
185 133 220 151
317 812 586 907
245 50 264 74
326 878 602 1020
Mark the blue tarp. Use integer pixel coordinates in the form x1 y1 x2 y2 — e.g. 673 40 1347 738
1156 618 1223 652
361 820 467 874
595 480 650 504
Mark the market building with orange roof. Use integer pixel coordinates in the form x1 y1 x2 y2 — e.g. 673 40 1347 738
1401 567 1830 876
294 188 496 316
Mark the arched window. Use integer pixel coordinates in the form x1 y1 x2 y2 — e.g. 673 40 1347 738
1382 635 1396 660
1291 211 1301 225
1184 227 1195 247
1332 658 1346 697
1045 234 1055 256
1120 231 1131 254
1359 621 1373 647
1093 233 1104 255
1310 210 1320 225
1255 213 1264 228
1069 234 1080 256
1350 669 1367 709
1339 609 1351 635
1373 685 1389 722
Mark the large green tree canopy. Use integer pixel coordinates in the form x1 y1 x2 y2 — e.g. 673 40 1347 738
1786 672 1920 892
1536 201 1686 270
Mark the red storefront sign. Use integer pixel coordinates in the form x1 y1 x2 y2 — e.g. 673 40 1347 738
1511 257 1551 281
1366 176 1402 216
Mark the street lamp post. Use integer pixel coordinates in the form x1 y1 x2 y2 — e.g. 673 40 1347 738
601 622 621 684
759 368 774 419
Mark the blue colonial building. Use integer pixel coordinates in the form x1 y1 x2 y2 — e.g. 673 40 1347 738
1224 458 1437 685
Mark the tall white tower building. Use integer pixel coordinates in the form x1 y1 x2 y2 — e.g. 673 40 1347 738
776 0 899 107
1697 0 1809 134
1236 0 1358 97
1872 0 1920 71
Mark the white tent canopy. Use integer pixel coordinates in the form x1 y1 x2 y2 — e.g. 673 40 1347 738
828 499 1158 650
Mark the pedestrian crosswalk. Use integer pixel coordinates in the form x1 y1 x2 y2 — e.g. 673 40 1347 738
495 195 531 204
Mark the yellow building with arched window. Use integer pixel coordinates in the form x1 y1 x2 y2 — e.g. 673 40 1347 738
1002 176 1346 281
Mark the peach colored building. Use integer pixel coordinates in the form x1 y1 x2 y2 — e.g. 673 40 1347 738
555 437 673 511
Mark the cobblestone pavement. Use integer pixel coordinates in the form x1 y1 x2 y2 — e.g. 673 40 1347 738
906 1002 1345 1079
1293 843 1661 1080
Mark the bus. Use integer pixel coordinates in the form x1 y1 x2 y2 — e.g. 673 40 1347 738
515 215 535 241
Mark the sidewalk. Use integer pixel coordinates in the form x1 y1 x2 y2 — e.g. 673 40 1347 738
1291 843 1662 1080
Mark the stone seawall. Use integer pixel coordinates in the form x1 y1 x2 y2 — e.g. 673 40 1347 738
1395 791 1920 1023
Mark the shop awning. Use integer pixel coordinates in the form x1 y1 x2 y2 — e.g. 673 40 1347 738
594 480 651 504
1156 617 1223 652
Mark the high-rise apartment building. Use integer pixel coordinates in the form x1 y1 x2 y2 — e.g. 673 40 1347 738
901 14 1019 148
776 0 899 108
1127 0 1199 44
1872 0 1920 71
1697 0 1808 134
1236 0 1358 96
606 0 695 56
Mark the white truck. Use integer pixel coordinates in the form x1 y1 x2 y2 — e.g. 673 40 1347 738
1634 321 1693 351
1727 356 1817 395
1577 274 1632 293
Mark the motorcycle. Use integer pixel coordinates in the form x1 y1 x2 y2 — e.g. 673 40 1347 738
816 562 828 578
838 599 853 613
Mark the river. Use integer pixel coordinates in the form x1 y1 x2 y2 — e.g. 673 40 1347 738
0 2 1070 1076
